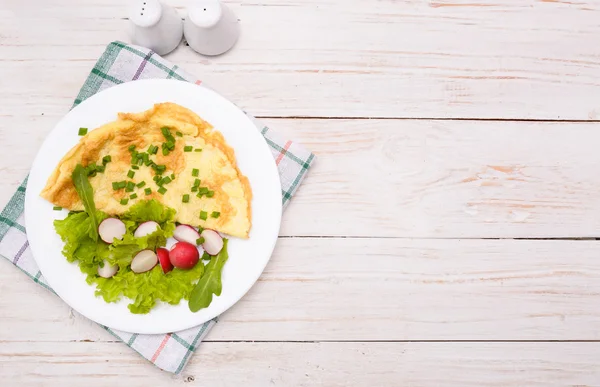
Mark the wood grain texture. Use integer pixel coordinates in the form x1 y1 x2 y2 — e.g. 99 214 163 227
3 117 600 238
2 0 600 119
2 0 600 383
3 238 600 342
2 341 600 387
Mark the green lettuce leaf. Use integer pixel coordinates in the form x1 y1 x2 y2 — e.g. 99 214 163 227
54 210 107 262
94 263 204 314
54 199 203 314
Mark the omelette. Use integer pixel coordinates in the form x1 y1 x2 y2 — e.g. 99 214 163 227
41 103 252 238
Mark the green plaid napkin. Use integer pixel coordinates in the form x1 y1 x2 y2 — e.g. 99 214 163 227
0 41 314 374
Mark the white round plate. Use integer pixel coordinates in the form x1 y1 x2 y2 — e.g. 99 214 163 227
25 79 282 334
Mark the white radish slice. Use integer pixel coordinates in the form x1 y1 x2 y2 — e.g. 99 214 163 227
97 260 118 278
131 250 158 273
201 229 223 255
134 221 160 238
98 218 126 243
173 224 200 245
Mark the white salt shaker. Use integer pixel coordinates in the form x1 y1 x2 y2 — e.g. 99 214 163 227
184 0 240 56
128 0 183 56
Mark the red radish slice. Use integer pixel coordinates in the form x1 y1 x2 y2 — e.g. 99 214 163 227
97 260 118 278
131 250 158 273
98 218 126 243
173 224 200 245
134 221 159 238
157 248 173 273
169 242 199 270
201 229 223 256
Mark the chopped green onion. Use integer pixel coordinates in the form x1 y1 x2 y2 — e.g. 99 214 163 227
201 251 211 260
131 165 139 170
153 175 161 183
160 176 171 185
167 141 175 150
161 126 171 138
191 186 198 192
85 162 97 176
127 170 135 179
128 145 136 152
158 187 167 195
125 181 135 192
53 206 62 211
120 198 129 205
199 211 208 220
136 181 146 188
112 181 124 190
96 165 105 173
78 127 88 136
170 173 175 180
192 169 199 177
211 211 220 218
144 188 152 195
194 148 203 152
148 145 158 155
130 193 138 200
152 164 166 174
182 194 190 203
102 155 112 164
196 237 205 245
206 190 215 198
198 226 204 234
198 187 208 195
176 131 183 137
184 146 193 152
193 179 201 187
144 158 153 166
162 148 169 156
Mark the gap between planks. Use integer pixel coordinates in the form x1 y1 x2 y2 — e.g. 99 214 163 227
256 116 600 122
277 236 600 240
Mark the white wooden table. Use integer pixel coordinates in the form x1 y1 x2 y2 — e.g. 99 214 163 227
2 0 600 385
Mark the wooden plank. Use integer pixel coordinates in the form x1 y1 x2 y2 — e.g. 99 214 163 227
2 0 600 119
276 119 600 238
3 118 600 238
1 341 599 386
3 239 600 342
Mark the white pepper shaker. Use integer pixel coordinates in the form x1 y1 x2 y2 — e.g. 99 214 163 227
128 0 183 56
184 0 240 56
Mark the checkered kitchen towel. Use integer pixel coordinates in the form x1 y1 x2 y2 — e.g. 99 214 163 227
0 41 314 374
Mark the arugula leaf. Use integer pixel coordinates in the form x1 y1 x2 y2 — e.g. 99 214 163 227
188 239 229 312
71 164 99 242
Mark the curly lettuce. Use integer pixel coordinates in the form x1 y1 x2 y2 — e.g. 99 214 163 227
54 199 204 314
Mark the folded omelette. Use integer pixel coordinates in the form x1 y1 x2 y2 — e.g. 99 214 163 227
41 102 252 238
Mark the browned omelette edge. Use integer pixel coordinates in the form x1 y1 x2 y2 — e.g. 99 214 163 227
40 102 253 237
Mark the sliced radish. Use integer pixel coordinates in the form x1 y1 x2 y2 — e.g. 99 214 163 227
131 250 158 273
173 224 200 245
157 248 173 273
98 218 126 243
169 242 199 270
134 221 160 238
201 229 223 256
97 260 118 278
